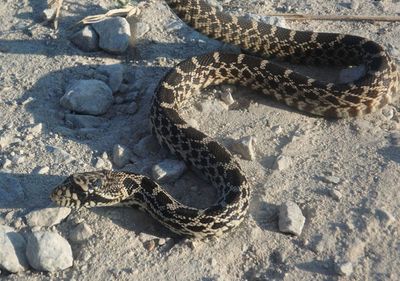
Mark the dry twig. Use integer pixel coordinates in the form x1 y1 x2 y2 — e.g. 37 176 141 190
265 13 400 23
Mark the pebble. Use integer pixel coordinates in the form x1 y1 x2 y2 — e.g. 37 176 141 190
25 207 71 228
143 239 156 251
60 79 113 116
95 154 112 169
1 158 12 169
92 17 131 54
28 123 43 135
273 155 292 171
381 106 395 120
112 144 132 168
97 64 125 93
321 175 341 185
133 135 161 158
69 223 93 242
278 201 305 236
0 175 25 203
0 227 29 273
65 114 107 129
339 65 366 83
70 25 100 52
335 261 353 276
231 136 256 161
133 22 151 38
220 88 235 106
32 166 50 175
114 101 139 115
329 189 343 201
42 8 56 21
152 159 187 183
26 231 73 272
46 146 75 164
375 208 395 226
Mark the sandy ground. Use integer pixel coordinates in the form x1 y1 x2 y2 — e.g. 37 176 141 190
0 0 399 280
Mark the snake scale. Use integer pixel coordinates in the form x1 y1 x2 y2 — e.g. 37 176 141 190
51 0 399 238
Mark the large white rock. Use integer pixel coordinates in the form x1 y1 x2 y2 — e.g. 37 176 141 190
26 231 73 272
278 201 305 236
92 17 131 54
60 79 113 115
25 207 71 227
0 227 29 273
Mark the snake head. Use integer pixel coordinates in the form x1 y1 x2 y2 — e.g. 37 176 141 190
51 170 124 208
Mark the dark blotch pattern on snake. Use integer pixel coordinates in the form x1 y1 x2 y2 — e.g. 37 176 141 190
51 0 399 238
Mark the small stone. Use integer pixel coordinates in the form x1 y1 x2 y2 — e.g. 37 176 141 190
28 123 43 135
65 114 107 129
25 207 71 228
335 261 353 276
220 88 235 106
26 231 73 272
321 175 341 185
339 65 366 83
273 155 291 171
1 158 12 169
92 17 131 54
69 223 93 242
329 189 343 201
32 166 50 175
60 79 113 116
0 228 29 273
70 25 99 52
231 136 256 160
46 146 75 164
112 144 132 168
42 8 56 21
133 135 161 158
157 238 166 246
375 208 395 226
143 239 156 251
97 64 125 93
278 201 305 236
95 155 112 169
133 22 150 38
186 118 199 129
381 106 395 120
271 125 283 134
152 159 187 183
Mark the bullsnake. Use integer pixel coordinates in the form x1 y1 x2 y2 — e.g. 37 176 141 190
51 0 399 238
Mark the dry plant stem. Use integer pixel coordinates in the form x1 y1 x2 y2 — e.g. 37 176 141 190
266 13 400 22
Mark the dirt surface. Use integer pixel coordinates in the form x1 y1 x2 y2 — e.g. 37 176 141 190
0 0 399 280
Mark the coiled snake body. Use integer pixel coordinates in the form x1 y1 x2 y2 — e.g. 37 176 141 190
51 0 399 238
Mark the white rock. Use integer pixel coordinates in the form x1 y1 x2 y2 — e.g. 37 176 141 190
42 8 56 21
0 175 25 204
1 158 12 169
26 231 73 272
69 223 93 242
278 201 305 236
112 144 132 168
97 64 125 93
133 135 161 157
65 114 107 129
0 228 29 273
329 189 343 201
46 146 75 164
152 159 187 183
186 118 199 129
335 261 353 276
220 89 235 106
60 79 113 115
273 155 292 171
25 207 71 228
32 166 50 175
339 65 366 83
28 123 43 135
231 136 256 160
92 17 131 54
321 175 341 185
70 25 99 52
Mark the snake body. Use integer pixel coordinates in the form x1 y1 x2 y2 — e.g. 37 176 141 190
51 0 399 238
